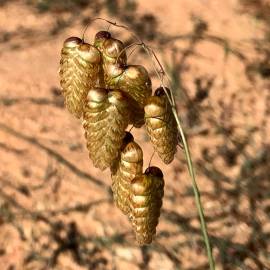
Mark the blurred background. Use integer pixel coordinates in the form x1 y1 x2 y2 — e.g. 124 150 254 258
0 0 270 269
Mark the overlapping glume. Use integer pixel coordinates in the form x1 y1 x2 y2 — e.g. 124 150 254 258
111 132 143 215
130 166 164 245
94 31 127 72
144 87 178 164
107 64 152 109
94 31 147 127
83 88 130 170
94 31 126 90
59 37 101 118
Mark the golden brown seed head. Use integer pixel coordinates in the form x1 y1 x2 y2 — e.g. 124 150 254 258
130 167 164 245
95 34 127 88
111 135 143 215
144 91 178 164
83 88 130 170
59 37 101 118
107 64 152 108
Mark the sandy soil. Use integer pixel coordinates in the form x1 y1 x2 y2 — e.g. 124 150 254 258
0 0 269 269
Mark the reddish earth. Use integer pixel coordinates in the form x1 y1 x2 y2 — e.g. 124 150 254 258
0 1 269 269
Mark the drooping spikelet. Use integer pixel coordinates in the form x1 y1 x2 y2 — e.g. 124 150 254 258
96 32 127 66
59 37 101 118
107 65 152 109
144 87 178 164
130 166 164 245
94 31 127 86
83 88 130 170
94 31 146 127
111 132 143 215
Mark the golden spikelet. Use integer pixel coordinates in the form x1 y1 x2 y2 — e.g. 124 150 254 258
83 88 130 170
94 31 127 86
94 31 127 65
101 37 127 66
111 132 143 215
104 64 147 127
107 65 152 109
130 166 164 245
59 37 101 118
94 32 146 126
144 87 178 164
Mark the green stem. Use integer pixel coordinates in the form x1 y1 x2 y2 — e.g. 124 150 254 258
171 107 215 270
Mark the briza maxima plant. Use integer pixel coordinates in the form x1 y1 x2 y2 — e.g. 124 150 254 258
59 18 215 269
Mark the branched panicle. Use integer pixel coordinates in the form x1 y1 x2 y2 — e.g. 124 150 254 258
58 21 215 267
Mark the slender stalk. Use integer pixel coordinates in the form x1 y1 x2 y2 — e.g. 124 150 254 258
171 107 215 270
